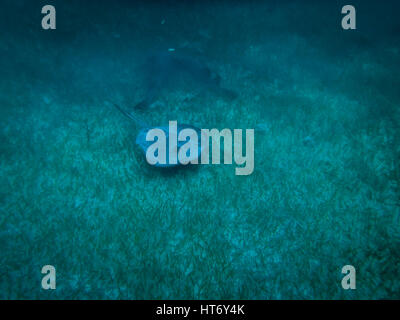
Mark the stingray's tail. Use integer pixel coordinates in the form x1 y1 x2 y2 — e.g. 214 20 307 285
112 103 149 128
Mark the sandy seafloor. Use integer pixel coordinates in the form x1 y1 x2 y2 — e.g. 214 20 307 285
0 0 399 299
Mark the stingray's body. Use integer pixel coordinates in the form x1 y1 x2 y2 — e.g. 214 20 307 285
135 51 237 109
135 124 203 168
114 103 203 168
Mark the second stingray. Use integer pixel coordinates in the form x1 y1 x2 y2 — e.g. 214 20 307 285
134 51 237 110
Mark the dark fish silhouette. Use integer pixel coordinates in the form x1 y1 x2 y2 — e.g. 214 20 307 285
135 51 237 109
113 103 203 168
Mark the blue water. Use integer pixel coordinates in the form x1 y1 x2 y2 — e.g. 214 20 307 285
0 0 399 299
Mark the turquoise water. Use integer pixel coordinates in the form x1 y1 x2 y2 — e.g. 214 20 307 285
0 0 399 299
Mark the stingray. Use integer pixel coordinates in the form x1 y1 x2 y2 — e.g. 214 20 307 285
134 51 237 110
113 103 203 168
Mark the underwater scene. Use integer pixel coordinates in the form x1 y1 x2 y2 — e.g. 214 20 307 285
0 0 399 299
